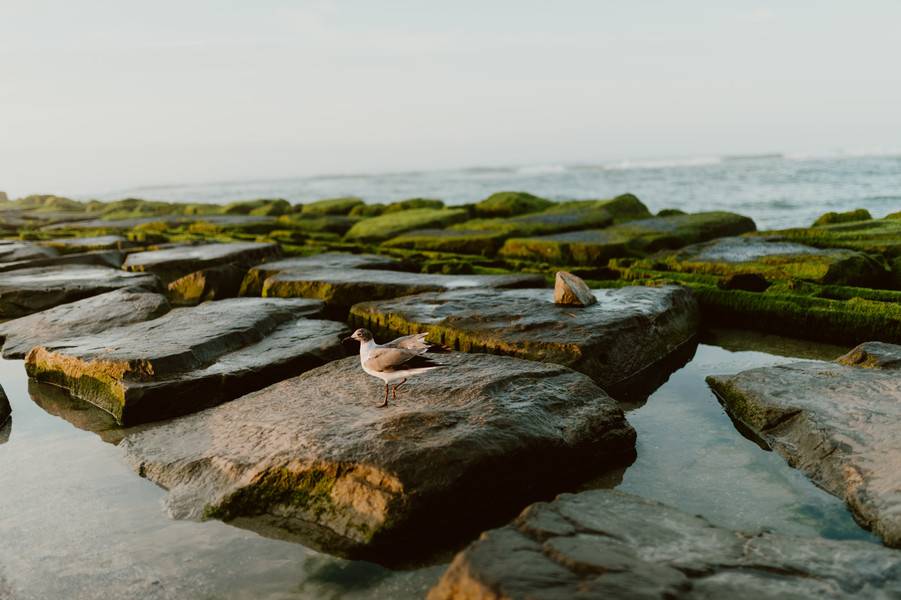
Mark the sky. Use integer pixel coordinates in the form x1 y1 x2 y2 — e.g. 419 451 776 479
1 0 900 198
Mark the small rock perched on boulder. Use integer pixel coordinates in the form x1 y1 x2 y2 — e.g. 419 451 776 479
553 271 596 306
707 341 901 547
122 354 636 561
428 489 901 599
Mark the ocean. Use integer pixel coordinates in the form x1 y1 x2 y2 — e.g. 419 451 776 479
89 153 901 230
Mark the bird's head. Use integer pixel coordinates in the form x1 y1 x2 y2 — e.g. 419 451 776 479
347 328 373 343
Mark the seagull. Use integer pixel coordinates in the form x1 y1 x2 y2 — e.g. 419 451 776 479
345 328 442 407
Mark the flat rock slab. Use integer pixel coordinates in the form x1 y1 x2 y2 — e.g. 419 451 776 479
39 235 132 253
122 354 635 561
264 270 546 312
240 252 402 296
0 288 170 359
0 241 58 263
707 341 901 547
42 214 277 231
0 264 160 319
350 285 698 400
124 241 280 284
500 211 756 264
648 235 888 286
428 489 901 599
0 249 125 272
26 297 347 425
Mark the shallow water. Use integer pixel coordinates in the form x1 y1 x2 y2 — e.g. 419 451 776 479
0 338 878 599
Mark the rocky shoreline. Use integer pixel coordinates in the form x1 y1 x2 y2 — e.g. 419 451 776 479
1 190 899 595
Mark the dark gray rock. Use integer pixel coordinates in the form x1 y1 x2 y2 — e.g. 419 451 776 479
123 241 280 285
122 353 635 561
0 265 160 319
0 384 9 428
707 341 901 547
239 252 403 296
26 298 347 425
350 285 698 401
0 288 170 358
0 240 58 263
0 249 125 272
428 489 901 600
553 271 596 306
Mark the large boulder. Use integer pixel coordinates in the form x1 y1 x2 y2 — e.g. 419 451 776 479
0 265 160 319
428 489 901 599
0 288 170 359
707 341 901 547
25 298 347 425
500 211 756 264
123 241 280 285
240 252 403 296
350 285 698 401
643 236 888 287
122 354 636 562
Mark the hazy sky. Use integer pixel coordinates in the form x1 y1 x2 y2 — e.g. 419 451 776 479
2 1 900 197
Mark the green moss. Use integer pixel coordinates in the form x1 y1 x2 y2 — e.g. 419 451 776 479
657 208 687 217
500 211 756 264
380 228 508 256
204 467 336 522
300 197 364 216
276 214 359 236
812 208 872 227
349 203 387 218
344 208 468 243
222 198 291 216
383 198 445 213
759 218 901 258
10 194 87 212
473 191 553 218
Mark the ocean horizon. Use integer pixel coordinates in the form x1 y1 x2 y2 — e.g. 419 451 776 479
79 151 901 230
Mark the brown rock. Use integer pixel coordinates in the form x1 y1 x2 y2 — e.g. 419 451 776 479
553 271 596 306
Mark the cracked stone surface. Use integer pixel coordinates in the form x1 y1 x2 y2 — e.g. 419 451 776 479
428 489 901 599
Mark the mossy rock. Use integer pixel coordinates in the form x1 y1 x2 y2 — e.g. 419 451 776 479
500 211 756 264
10 195 87 212
637 236 889 288
299 197 364 216
473 191 553 218
276 214 359 236
344 208 468 243
380 228 509 256
812 208 872 227
223 198 291 216
383 198 445 213
657 208 686 217
762 218 901 258
348 203 387 218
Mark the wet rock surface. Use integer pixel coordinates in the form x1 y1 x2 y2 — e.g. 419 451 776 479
0 248 125 272
553 271 596 306
123 241 280 284
0 264 160 319
648 235 888 287
0 240 58 263
707 341 901 547
500 211 756 264
0 288 170 359
264 269 546 313
40 235 131 253
26 297 347 425
167 263 247 305
240 252 403 296
351 285 698 400
122 353 636 561
428 489 901 600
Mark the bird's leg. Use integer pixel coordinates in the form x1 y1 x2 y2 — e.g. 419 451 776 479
391 378 408 401
378 383 389 408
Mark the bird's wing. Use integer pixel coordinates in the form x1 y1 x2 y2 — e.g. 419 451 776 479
364 346 440 372
383 332 430 352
